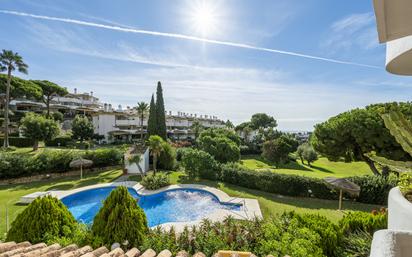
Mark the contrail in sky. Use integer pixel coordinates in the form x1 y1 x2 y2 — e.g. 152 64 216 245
0 9 381 69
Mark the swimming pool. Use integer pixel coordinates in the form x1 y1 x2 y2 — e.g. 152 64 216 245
61 186 241 227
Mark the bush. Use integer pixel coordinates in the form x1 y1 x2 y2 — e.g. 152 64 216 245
158 142 177 170
45 135 73 147
0 148 123 179
0 137 35 147
180 148 220 179
83 148 122 167
220 163 335 199
349 175 398 205
91 186 148 248
176 147 191 161
339 210 387 235
6 196 77 243
337 230 373 257
141 173 170 190
198 135 240 163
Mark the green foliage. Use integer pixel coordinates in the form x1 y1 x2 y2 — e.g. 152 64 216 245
198 128 241 146
339 210 387 235
0 74 42 100
20 112 60 150
250 113 277 129
142 217 264 256
303 145 318 166
337 230 373 257
262 136 293 167
0 148 122 178
176 147 191 161
220 162 335 199
51 111 64 122
398 173 412 196
91 186 148 248
0 137 34 147
190 119 204 140
71 115 94 142
83 148 122 167
147 94 157 137
349 175 398 205
156 81 167 140
148 135 165 173
31 80 68 116
141 173 170 190
158 142 177 170
180 148 219 179
312 103 412 174
6 196 76 243
136 102 149 140
197 135 240 163
45 134 73 147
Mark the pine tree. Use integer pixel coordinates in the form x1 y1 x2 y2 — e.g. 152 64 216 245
147 94 157 137
156 81 167 140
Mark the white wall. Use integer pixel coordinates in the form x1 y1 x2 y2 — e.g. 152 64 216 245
92 114 117 141
125 148 150 174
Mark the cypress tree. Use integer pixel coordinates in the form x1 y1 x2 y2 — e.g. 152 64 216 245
156 81 167 140
147 94 157 137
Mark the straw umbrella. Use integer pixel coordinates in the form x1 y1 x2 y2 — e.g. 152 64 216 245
324 177 360 210
70 158 93 180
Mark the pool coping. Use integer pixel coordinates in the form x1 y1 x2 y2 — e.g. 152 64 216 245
45 181 263 231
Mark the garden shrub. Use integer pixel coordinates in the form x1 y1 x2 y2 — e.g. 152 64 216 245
45 135 73 147
336 230 373 257
180 148 220 179
176 147 191 161
0 137 35 147
158 142 177 170
83 148 122 167
198 135 240 163
349 174 398 205
141 173 170 190
6 196 77 243
0 148 123 179
339 210 387 235
220 162 335 199
91 186 148 248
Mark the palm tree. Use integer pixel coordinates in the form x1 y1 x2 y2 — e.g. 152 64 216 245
127 153 144 177
191 119 204 141
148 135 164 175
136 102 149 141
0 50 28 148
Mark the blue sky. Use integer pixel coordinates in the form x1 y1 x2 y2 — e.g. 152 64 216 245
0 0 411 131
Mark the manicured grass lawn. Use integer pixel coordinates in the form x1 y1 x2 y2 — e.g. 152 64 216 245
0 169 123 239
241 155 372 178
131 171 384 223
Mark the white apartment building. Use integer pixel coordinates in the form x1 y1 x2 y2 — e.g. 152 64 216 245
92 107 225 143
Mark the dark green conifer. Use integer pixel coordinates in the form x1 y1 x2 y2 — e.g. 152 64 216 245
156 81 167 140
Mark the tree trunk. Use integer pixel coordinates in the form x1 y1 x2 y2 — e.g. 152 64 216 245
300 157 304 164
33 140 39 151
46 96 50 117
363 155 381 176
153 155 157 175
3 69 11 148
140 114 144 141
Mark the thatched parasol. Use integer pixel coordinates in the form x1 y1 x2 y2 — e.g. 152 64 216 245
324 177 361 210
70 158 93 180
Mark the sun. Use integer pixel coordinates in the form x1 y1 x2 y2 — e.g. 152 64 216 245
189 1 219 37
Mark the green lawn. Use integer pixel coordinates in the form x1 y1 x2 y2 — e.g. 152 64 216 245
241 155 372 178
131 171 383 223
0 169 123 238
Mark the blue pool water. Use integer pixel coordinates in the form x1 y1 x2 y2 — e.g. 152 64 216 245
61 187 241 227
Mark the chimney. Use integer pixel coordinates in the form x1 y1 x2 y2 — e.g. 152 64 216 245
104 103 108 112
169 111 172 115
90 91 93 97
108 104 112 111
118 104 122 111
74 88 77 94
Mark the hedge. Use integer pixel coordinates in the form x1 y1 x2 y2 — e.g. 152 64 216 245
0 137 35 147
45 136 73 147
220 163 336 199
0 148 123 179
348 175 398 205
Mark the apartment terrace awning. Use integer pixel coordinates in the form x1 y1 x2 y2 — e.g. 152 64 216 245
373 0 412 75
